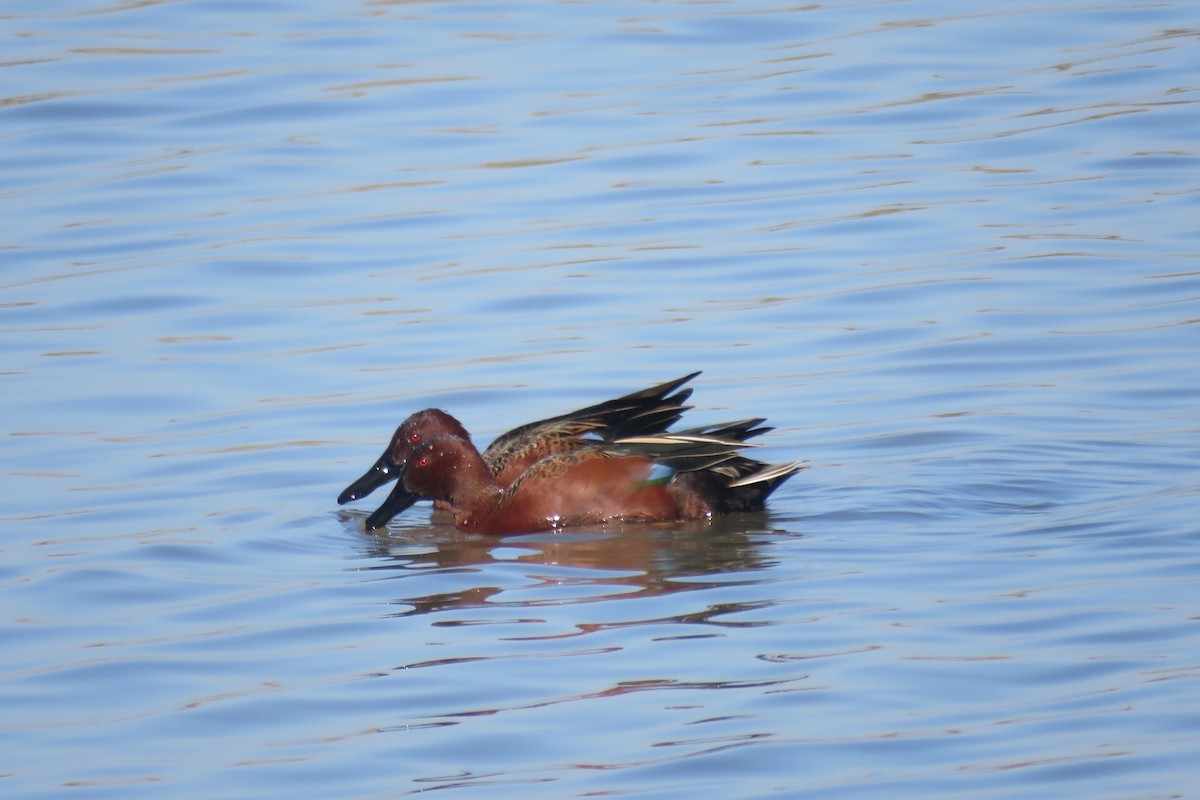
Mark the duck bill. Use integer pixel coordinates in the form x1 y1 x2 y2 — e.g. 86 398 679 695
337 452 399 505
364 479 420 530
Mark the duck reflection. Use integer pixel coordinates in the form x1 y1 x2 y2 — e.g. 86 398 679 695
341 510 791 620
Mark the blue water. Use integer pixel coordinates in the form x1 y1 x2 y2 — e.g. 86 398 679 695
3 1 1198 797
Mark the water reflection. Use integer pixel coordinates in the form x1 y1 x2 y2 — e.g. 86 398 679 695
344 510 789 619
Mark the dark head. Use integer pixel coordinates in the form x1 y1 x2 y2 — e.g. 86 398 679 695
363 436 506 530
400 435 494 504
338 409 471 505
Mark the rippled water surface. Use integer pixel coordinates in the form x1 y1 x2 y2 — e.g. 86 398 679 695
3 1 1199 797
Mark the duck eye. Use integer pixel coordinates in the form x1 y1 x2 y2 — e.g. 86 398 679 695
416 456 429 468
408 433 421 443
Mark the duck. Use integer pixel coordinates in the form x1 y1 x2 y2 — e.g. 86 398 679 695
338 372 699 522
365 418 805 534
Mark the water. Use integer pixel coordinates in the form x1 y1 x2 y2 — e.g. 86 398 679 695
3 0 1198 797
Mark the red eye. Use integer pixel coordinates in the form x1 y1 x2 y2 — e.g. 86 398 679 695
416 457 429 468
409 433 421 443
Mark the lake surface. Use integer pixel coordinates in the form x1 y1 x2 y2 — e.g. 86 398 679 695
3 1 1198 797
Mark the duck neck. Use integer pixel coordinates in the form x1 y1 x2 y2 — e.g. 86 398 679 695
446 457 504 516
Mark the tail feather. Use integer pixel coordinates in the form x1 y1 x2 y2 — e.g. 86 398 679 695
727 460 808 488
668 455 806 516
